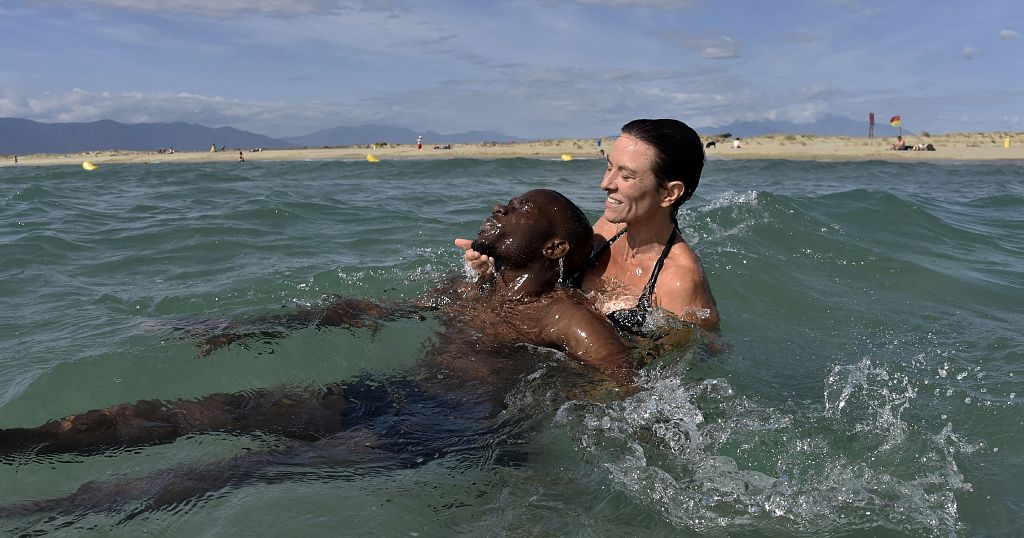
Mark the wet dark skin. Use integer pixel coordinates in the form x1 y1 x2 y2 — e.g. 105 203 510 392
0 190 634 459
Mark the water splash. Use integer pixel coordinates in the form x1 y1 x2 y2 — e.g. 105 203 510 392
553 353 972 535
825 357 921 450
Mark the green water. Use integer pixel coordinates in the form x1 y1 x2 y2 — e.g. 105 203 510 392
1 157 1021 536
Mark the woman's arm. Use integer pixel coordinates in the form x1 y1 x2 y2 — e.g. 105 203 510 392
454 237 494 276
652 254 720 332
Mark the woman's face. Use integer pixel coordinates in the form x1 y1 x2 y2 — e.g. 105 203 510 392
600 134 664 225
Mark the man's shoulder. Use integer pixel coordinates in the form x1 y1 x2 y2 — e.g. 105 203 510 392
541 293 604 325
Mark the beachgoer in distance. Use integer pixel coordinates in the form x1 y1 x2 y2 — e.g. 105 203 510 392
458 119 720 335
891 136 906 150
238 151 245 163
733 137 742 149
0 189 637 460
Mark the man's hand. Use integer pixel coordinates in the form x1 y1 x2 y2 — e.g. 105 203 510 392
454 238 494 276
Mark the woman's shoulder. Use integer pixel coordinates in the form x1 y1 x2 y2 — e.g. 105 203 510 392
592 217 622 240
657 240 712 299
666 237 704 272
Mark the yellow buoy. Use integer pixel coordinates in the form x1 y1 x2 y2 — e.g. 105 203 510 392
560 154 573 161
82 161 98 171
366 154 380 162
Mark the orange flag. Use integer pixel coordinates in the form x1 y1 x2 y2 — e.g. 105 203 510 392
889 115 901 127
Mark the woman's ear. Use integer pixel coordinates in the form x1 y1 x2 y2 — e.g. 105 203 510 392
659 180 685 207
542 238 570 260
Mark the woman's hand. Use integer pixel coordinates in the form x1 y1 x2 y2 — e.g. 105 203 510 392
454 238 494 276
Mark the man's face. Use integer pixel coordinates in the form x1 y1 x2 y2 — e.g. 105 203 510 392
473 190 557 266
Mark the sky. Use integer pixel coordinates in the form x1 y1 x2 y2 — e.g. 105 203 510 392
0 0 1021 139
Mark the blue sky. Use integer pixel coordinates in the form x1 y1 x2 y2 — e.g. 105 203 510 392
1 0 1021 138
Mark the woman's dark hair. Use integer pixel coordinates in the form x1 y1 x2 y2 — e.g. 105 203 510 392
620 119 706 212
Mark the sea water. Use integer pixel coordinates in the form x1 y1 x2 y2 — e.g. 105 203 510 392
0 157 1021 536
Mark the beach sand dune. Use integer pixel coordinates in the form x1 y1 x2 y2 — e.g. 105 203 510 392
3 133 1022 167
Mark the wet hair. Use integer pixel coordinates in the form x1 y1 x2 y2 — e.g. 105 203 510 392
620 119 706 219
536 189 594 285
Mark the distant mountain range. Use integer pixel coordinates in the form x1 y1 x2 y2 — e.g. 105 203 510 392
0 118 527 155
0 118 294 154
698 115 890 138
1 115 897 155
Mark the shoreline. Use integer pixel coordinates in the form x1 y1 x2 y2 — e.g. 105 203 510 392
2 133 1022 167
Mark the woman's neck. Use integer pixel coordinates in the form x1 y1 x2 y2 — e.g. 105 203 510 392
622 210 675 254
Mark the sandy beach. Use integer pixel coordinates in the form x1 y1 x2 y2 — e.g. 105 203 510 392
2 132 1022 167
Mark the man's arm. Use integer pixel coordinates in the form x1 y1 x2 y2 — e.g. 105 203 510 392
541 299 636 386
191 297 422 356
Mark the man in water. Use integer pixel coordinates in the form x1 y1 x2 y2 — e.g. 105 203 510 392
0 189 635 460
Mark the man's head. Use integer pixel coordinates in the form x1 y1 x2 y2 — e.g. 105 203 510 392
472 189 592 285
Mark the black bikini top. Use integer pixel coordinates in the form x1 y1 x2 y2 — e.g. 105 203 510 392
576 227 679 337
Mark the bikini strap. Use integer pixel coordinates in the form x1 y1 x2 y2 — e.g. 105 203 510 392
604 227 629 246
568 227 627 287
636 228 679 307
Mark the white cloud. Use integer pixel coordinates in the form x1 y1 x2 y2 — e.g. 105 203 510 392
677 36 741 59
999 29 1020 41
0 88 363 136
800 84 841 99
961 46 981 60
